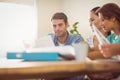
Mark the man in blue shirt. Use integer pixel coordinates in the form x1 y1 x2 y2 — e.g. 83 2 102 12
49 12 84 46
49 12 84 80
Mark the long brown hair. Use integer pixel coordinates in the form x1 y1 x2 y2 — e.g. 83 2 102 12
96 3 120 23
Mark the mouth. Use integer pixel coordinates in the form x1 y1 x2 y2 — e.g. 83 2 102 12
102 26 106 30
55 31 60 34
102 27 110 32
55 32 61 36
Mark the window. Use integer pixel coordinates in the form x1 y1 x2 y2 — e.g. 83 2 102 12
0 2 37 57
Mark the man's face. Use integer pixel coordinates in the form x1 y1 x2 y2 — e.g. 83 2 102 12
52 19 68 37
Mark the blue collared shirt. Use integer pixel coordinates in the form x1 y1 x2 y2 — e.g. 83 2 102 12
49 32 84 46
49 32 84 80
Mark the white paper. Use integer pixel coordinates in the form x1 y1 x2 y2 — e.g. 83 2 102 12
35 35 55 48
26 46 75 56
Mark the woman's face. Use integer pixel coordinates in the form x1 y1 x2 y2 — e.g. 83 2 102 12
89 11 101 29
99 13 114 32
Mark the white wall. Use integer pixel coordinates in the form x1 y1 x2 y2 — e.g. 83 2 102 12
37 0 63 37
37 0 120 39
0 2 37 58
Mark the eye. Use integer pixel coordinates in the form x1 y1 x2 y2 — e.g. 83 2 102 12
90 18 95 22
53 25 56 28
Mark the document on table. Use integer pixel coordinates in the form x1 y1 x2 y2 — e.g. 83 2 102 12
25 35 75 60
34 35 55 48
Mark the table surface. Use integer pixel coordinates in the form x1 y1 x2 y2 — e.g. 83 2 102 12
0 58 120 80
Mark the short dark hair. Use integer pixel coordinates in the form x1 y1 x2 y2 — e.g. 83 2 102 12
51 12 68 23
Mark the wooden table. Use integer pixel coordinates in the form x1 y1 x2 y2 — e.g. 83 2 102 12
0 58 120 80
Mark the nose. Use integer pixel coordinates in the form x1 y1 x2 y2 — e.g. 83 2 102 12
89 19 92 26
90 22 92 26
54 26 59 31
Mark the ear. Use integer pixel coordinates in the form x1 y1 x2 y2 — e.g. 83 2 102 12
66 22 69 27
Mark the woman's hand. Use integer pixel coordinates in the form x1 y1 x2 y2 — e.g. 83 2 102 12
99 43 120 58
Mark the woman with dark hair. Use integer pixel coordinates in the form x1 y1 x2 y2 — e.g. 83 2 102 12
87 3 120 80
97 3 120 44
86 6 114 80
88 3 120 60
89 6 111 48
96 3 120 60
87 6 111 60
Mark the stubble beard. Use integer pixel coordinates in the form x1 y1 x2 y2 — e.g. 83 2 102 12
56 31 67 38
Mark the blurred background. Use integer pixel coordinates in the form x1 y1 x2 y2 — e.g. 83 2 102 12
0 0 120 58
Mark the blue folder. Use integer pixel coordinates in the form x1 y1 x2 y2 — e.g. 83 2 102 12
7 52 59 61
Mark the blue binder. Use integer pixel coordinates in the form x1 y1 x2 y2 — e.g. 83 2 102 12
7 52 23 59
7 52 59 61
